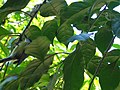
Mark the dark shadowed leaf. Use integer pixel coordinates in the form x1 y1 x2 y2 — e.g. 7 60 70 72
40 0 67 17
63 44 84 90
112 17 120 38
95 27 113 54
25 36 51 60
0 76 18 90
42 20 58 42
99 61 120 90
79 39 96 65
87 56 101 75
3 80 19 90
0 0 30 23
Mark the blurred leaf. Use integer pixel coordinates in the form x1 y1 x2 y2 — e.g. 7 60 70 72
95 27 113 54
4 56 53 90
39 74 50 87
113 44 120 49
47 73 58 90
99 61 120 90
19 57 53 90
108 1 120 10
0 0 30 23
25 36 51 59
67 33 93 43
25 25 41 40
56 24 74 45
0 26 11 40
63 44 84 90
40 0 67 17
0 42 9 56
112 17 120 38
42 20 58 42
0 76 18 90
3 80 19 90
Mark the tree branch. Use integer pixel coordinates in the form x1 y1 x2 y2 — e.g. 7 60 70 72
88 35 116 90
17 0 47 43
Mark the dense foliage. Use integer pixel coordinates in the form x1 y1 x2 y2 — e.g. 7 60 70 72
0 0 120 90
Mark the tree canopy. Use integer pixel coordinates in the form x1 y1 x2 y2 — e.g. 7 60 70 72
0 0 120 90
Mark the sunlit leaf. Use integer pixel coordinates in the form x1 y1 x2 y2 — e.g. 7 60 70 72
113 44 120 49
0 26 11 40
0 42 9 56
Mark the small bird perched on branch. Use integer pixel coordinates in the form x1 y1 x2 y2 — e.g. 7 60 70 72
0 38 31 66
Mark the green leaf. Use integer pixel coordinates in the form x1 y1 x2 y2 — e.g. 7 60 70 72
95 27 113 54
25 25 41 40
108 1 120 10
0 42 9 56
113 44 120 49
79 39 96 65
56 24 74 45
42 20 58 42
19 57 53 90
104 49 120 64
63 44 84 90
3 80 19 90
112 17 120 38
25 36 51 59
0 76 18 89
87 56 101 75
0 0 30 23
40 0 67 17
47 73 58 90
4 56 53 90
99 61 120 90
0 26 11 40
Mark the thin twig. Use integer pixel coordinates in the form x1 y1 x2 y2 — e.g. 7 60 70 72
88 35 116 90
18 0 47 43
89 4 108 32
